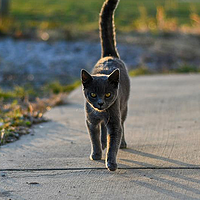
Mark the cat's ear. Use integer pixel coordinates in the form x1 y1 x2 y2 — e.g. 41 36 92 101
108 69 120 86
81 69 93 85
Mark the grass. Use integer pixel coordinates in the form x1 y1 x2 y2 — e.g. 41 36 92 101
0 100 47 145
172 65 200 73
0 86 37 101
129 65 200 77
0 0 199 38
0 81 80 146
129 66 152 77
45 80 81 94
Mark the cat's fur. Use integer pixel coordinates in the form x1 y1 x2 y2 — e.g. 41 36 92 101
81 0 130 171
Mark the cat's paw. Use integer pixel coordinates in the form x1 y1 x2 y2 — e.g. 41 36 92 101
120 141 127 149
106 162 117 171
90 153 102 160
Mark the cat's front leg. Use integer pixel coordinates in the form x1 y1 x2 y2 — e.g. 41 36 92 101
86 120 102 160
106 122 122 171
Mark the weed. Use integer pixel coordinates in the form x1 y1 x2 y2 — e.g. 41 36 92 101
173 65 200 73
44 80 81 94
0 0 200 38
0 80 80 146
129 66 152 77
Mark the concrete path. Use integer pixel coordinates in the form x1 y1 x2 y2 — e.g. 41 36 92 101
1 74 200 200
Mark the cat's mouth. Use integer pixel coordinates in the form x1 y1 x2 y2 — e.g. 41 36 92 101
88 101 107 111
98 106 105 111
93 104 106 111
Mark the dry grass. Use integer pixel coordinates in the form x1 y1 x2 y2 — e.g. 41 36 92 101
0 93 68 145
133 6 200 35
1 1 200 39
0 81 81 146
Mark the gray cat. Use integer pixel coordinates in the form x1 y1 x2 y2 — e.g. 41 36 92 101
81 0 130 171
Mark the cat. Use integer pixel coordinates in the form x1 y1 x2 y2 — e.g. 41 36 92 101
81 0 130 171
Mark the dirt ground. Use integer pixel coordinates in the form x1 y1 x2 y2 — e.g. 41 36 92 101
0 34 200 88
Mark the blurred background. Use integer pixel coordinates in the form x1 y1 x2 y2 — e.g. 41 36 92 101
1 0 200 88
0 0 200 144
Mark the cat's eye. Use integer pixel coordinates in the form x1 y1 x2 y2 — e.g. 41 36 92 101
105 92 111 98
90 92 97 98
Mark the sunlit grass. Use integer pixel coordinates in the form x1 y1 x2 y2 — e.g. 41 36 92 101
172 65 200 73
0 80 80 145
0 0 199 38
129 66 152 77
0 98 48 145
129 65 200 77
44 80 81 94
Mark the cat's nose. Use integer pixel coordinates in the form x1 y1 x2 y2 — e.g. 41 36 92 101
98 101 104 106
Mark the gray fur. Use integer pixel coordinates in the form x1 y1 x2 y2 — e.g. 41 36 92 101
81 0 130 171
99 0 119 58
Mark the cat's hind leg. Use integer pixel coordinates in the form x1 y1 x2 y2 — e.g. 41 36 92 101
120 105 128 149
101 122 107 150
86 120 102 160
120 123 127 149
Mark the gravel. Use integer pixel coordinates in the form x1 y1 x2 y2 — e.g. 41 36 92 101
0 35 200 88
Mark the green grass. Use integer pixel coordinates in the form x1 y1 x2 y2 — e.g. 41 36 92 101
0 99 47 145
129 66 152 77
4 0 199 36
0 80 81 146
172 65 200 73
129 65 200 77
0 86 38 101
0 86 44 145
44 80 81 94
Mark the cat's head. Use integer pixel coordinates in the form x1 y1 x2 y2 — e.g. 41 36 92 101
81 69 119 111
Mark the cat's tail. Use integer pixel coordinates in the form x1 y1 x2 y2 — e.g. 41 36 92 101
99 0 119 58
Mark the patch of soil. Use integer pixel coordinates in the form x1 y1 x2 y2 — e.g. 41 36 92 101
0 34 200 88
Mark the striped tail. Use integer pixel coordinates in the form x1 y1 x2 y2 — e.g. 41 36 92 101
99 0 119 58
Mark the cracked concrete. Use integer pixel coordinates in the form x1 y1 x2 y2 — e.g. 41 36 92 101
1 74 200 200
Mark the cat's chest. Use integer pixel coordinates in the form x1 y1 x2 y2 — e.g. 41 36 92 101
86 104 109 124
